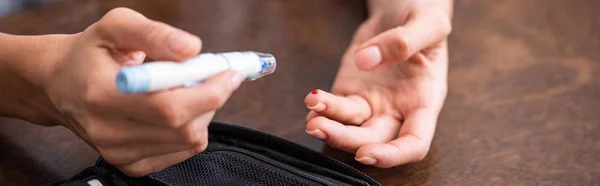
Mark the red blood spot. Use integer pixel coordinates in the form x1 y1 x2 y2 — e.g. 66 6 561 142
311 89 318 94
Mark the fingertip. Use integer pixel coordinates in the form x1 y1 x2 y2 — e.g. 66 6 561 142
306 116 345 143
190 34 202 55
209 70 243 88
305 116 328 132
305 111 319 122
304 89 321 103
305 129 327 140
355 156 377 165
169 32 202 60
355 144 378 160
228 70 244 90
305 89 326 112
355 45 382 70
355 143 399 168
306 117 359 151
305 116 331 140
125 51 146 66
306 102 326 112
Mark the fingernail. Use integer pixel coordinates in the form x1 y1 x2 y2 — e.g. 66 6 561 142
355 156 377 165
124 60 140 66
125 52 145 66
229 71 244 90
355 46 382 69
170 34 193 53
305 129 327 140
306 102 326 112
129 52 146 61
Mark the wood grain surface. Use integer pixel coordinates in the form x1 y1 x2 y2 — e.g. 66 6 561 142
0 0 599 185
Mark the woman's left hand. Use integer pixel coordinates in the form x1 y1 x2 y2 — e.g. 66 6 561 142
304 0 452 168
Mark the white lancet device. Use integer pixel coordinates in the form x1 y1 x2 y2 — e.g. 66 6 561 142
115 51 276 93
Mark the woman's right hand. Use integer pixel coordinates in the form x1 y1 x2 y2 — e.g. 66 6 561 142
41 8 243 177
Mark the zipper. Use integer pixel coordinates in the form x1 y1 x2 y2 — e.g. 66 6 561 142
43 120 380 186
212 148 339 185
210 120 380 186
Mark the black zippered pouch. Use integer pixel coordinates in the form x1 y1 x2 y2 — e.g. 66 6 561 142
43 121 380 186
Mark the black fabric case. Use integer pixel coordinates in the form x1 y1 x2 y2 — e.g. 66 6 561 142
43 121 381 186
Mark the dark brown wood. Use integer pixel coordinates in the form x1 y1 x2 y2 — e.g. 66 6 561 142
1 0 599 185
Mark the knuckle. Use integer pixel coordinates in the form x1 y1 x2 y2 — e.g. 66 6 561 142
393 28 410 48
391 28 411 58
86 124 117 146
193 138 209 153
85 90 104 111
87 131 106 146
324 102 336 116
412 142 431 162
155 100 186 127
348 116 366 125
433 8 452 36
140 20 163 45
97 7 133 29
106 7 136 18
99 150 119 164
119 159 168 177
328 138 344 149
98 147 128 165
120 165 150 178
180 125 203 144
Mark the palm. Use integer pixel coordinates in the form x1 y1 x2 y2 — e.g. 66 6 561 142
303 2 450 168
333 17 447 126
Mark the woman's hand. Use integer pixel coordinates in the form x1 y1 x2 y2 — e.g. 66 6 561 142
304 0 452 168
40 8 242 176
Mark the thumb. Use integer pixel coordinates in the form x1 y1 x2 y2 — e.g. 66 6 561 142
354 8 451 70
93 7 201 62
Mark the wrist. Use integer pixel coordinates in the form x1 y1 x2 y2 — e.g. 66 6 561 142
0 33 73 126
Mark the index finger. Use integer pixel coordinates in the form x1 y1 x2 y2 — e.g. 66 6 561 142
354 108 438 167
88 70 243 127
94 7 201 61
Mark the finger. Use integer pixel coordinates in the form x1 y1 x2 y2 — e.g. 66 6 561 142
99 141 197 165
112 50 147 66
354 7 451 70
355 108 437 168
93 70 241 127
305 110 319 122
118 147 204 177
145 70 242 127
95 7 201 61
125 50 147 66
86 120 185 146
305 115 400 152
304 89 371 125
87 112 212 145
100 123 208 165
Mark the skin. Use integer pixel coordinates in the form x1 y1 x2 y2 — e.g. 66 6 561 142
0 0 452 177
0 8 244 177
304 0 453 168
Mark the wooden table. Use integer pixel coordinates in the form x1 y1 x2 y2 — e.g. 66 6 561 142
1 0 599 185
